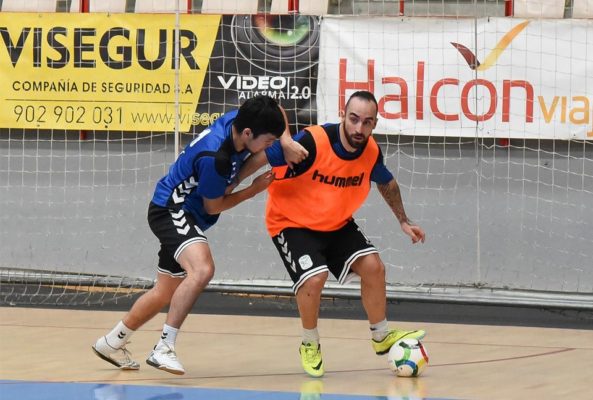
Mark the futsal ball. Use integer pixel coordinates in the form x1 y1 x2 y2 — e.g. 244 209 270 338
387 338 429 377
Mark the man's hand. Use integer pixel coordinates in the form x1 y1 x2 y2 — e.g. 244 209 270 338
250 170 276 194
282 140 308 169
225 178 238 195
278 105 308 169
401 222 426 244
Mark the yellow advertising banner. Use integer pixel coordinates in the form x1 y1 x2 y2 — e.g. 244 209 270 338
0 13 220 132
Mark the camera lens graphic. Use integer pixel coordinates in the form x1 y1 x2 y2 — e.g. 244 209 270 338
230 14 320 75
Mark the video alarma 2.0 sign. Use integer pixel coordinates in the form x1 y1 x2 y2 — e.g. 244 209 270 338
0 13 220 131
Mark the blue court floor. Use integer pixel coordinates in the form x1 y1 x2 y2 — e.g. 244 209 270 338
0 381 452 400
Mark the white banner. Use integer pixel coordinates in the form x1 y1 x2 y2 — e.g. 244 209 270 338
318 17 593 139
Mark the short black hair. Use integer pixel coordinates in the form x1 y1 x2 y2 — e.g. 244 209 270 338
345 90 379 113
233 95 285 139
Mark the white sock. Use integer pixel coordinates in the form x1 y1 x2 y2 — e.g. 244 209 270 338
104 321 134 349
370 319 389 341
160 324 179 347
302 327 320 345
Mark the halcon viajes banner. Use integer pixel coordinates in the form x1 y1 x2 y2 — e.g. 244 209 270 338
318 17 593 140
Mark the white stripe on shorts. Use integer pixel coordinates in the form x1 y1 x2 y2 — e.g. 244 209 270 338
293 265 329 293
157 268 187 278
337 247 378 284
174 236 207 261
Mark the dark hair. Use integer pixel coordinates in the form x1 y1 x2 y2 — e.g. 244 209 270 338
233 95 285 139
345 90 379 113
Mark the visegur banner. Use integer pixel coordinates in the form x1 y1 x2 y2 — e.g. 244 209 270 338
0 13 220 131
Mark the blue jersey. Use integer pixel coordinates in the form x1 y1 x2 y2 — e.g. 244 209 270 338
151 110 250 230
265 123 393 184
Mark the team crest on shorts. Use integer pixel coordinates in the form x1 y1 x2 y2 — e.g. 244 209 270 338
298 254 313 270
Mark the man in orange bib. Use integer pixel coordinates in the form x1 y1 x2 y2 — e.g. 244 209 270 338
239 91 426 377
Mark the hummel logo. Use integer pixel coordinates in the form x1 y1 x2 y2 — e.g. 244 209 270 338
312 169 364 188
117 331 126 339
170 209 190 235
176 225 190 235
277 233 296 273
173 216 187 227
172 177 198 204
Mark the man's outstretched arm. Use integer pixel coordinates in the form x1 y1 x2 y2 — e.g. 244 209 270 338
376 179 425 244
234 151 270 188
203 169 275 215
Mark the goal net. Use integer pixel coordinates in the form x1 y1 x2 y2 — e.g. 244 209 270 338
1 0 592 308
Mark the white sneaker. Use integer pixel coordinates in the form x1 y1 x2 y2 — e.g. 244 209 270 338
92 336 140 370
146 341 185 375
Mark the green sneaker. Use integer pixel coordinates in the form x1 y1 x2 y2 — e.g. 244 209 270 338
299 342 324 378
372 329 426 355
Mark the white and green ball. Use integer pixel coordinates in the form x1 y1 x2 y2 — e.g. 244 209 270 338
387 338 429 377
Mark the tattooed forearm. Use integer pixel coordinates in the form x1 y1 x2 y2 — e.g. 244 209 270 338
377 179 410 224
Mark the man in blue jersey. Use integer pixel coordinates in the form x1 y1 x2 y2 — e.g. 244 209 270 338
238 91 425 377
92 95 307 375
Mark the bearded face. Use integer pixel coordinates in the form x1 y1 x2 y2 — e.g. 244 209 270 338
341 97 378 150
